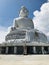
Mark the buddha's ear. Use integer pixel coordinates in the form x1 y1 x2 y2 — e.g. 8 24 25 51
19 10 20 15
19 7 22 17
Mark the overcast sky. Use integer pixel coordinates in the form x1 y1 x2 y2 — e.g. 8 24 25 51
0 0 49 43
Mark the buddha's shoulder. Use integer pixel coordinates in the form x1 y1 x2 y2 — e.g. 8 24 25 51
14 17 33 22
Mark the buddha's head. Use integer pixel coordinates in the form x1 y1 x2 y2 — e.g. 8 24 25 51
19 6 29 17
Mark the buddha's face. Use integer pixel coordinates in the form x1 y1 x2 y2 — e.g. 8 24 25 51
19 6 29 17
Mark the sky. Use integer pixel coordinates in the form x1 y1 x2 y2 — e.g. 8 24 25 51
0 0 49 43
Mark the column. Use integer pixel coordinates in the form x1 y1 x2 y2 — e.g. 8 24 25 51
0 47 2 54
41 46 44 54
6 47 8 54
48 47 49 54
23 46 27 55
33 46 36 54
14 46 17 54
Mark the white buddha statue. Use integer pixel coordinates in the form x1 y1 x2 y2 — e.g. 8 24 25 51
5 6 47 43
13 6 34 29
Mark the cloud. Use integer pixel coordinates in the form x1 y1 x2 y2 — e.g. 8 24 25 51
48 0 49 2
0 26 8 43
33 2 49 41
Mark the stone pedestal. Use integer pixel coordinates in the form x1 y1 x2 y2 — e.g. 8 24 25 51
6 47 8 54
14 47 17 54
33 46 36 54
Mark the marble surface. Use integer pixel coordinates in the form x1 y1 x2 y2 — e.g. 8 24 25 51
0 55 49 65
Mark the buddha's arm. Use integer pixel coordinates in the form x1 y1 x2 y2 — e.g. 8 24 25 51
13 19 19 28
